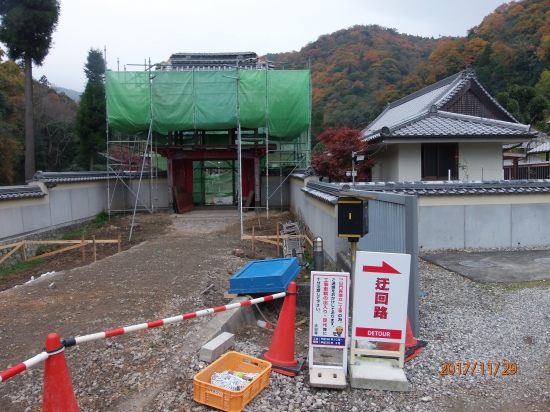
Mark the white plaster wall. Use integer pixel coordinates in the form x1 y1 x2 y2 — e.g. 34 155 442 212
397 143 421 181
372 144 399 182
372 144 421 182
458 142 503 180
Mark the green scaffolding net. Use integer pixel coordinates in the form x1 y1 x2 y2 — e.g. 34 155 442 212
106 70 310 139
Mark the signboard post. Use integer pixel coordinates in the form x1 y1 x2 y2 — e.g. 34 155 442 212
309 271 350 388
350 251 411 368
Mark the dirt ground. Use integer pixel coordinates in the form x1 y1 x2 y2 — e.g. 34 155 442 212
0 208 299 411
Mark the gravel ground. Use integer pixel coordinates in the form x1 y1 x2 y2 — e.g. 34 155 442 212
154 259 549 412
1 213 549 411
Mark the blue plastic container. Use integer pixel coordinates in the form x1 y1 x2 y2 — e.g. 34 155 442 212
229 257 301 294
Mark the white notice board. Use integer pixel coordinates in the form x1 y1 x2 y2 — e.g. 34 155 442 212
351 252 411 343
310 272 350 347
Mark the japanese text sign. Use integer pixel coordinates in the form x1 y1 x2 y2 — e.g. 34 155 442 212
351 252 411 343
310 271 349 347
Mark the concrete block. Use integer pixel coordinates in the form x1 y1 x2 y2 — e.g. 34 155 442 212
199 332 235 363
465 204 511 248
350 357 409 391
22 204 52 233
49 189 72 225
70 188 90 220
309 367 347 389
418 205 464 250
0 207 24 239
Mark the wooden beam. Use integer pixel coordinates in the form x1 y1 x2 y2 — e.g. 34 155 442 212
0 242 25 251
26 243 86 262
81 236 86 262
0 243 22 265
20 238 26 261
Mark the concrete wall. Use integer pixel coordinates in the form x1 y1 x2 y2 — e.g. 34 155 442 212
289 176 347 263
418 193 550 250
0 178 169 244
458 142 503 181
260 175 290 208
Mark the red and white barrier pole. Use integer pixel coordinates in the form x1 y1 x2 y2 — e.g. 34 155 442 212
0 351 49 382
0 291 286 382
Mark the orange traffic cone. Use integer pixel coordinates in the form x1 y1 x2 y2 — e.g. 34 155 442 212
260 282 305 376
404 317 427 362
42 333 79 412
376 317 427 362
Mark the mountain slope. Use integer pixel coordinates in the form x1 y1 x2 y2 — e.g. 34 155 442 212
54 86 81 102
268 0 550 134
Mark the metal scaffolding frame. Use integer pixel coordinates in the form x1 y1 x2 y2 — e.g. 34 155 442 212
106 51 312 237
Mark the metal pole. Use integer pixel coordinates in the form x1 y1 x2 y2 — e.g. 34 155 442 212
350 240 357 309
313 237 324 271
236 63 243 235
280 136 283 212
104 45 110 219
148 57 153 213
307 57 312 165
265 63 269 220
352 151 356 189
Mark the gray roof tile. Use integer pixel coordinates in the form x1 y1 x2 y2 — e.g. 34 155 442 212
363 68 529 142
0 186 46 200
305 179 550 199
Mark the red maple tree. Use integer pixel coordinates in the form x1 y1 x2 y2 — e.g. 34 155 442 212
311 127 373 182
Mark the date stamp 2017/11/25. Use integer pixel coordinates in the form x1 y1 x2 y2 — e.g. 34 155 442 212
440 362 517 376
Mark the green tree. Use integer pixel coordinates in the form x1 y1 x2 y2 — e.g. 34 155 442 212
75 48 106 170
0 0 60 180
497 84 549 128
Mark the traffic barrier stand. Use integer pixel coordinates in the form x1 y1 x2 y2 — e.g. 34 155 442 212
375 317 427 363
43 333 79 412
0 292 287 384
260 282 306 376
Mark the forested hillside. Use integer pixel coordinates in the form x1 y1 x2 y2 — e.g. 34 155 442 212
0 59 77 185
267 25 443 134
269 0 550 134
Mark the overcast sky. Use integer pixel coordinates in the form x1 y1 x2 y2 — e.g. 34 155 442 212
27 0 508 92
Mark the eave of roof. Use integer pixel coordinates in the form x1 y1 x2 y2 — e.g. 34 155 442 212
363 68 523 141
0 185 47 200
304 179 550 199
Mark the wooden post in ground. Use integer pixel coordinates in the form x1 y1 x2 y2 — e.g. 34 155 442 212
252 226 255 252
305 225 309 254
92 236 96 262
118 235 122 253
276 222 280 257
81 236 86 262
20 238 27 261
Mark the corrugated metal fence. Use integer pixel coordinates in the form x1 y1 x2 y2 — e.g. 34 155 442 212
300 181 419 335
354 190 419 336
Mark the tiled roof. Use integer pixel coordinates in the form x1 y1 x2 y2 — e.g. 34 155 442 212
391 113 530 137
529 141 550 154
0 186 46 200
30 171 166 183
363 68 532 142
304 179 550 200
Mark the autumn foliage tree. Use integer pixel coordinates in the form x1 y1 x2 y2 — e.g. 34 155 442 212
311 127 373 182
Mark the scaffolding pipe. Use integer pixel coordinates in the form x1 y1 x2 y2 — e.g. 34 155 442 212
265 63 269 220
236 62 243 235
129 123 153 241
105 46 110 219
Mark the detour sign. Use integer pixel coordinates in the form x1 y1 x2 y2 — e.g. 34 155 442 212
351 251 411 343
